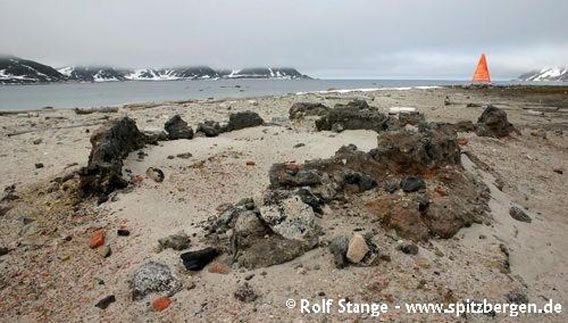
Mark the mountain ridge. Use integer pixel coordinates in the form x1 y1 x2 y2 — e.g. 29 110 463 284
518 67 568 82
0 55 311 84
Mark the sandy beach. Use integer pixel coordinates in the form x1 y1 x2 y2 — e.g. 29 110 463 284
1 86 567 322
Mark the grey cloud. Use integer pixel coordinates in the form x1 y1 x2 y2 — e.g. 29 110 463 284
1 0 567 79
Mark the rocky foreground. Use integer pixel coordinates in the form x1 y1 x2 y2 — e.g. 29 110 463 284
0 86 567 321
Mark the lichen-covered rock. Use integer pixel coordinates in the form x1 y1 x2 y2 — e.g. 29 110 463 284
131 262 182 300
164 115 194 140
475 105 517 138
328 235 349 268
289 102 330 120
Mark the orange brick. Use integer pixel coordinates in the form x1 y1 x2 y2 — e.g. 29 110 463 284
89 230 105 249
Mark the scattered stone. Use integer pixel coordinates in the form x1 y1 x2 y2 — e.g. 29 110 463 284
444 96 451 106
346 234 369 264
289 102 330 120
197 120 222 137
89 230 106 249
152 296 172 312
164 115 194 140
0 247 10 256
99 245 112 258
158 232 191 251
400 176 426 192
505 291 529 305
95 295 116 310
32 138 42 145
176 152 193 159
466 103 482 107
293 143 305 148
146 167 165 183
397 241 419 255
234 283 258 303
328 235 349 268
180 247 219 271
131 262 182 300
509 206 532 223
223 111 264 132
35 163 44 169
167 155 175 160
79 117 148 200
117 229 130 236
244 274 255 281
553 168 563 175
476 105 517 138
246 161 256 166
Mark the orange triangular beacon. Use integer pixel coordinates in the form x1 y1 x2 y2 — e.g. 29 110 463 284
471 53 491 83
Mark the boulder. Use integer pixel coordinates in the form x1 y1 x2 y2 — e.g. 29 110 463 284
164 115 194 140
196 120 222 137
258 196 320 246
146 167 164 183
289 102 330 120
400 176 426 192
223 111 264 132
346 234 370 264
370 126 461 174
269 163 322 189
315 101 395 133
79 117 148 201
131 262 182 300
475 105 516 138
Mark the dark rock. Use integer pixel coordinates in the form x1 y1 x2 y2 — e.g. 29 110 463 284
397 241 419 255
444 96 451 106
158 232 191 251
180 247 219 271
328 236 349 268
476 105 517 138
176 152 193 159
371 126 461 174
35 163 44 169
146 167 165 183
95 295 116 309
234 282 258 303
315 102 395 133
384 181 399 193
553 168 563 175
466 103 482 107
289 102 330 120
340 170 377 192
505 290 529 304
400 176 426 192
293 143 306 148
131 262 182 300
79 117 148 200
509 206 532 223
269 163 321 189
117 229 130 236
164 115 194 140
398 112 425 126
197 120 222 137
0 246 10 256
223 111 264 132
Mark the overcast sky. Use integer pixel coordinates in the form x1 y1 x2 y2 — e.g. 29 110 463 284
1 0 567 79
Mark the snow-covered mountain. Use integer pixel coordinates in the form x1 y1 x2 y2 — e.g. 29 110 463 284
221 67 308 79
58 66 129 82
0 55 311 84
0 55 65 84
519 67 568 82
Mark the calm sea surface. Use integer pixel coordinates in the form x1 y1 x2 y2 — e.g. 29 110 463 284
0 79 517 110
